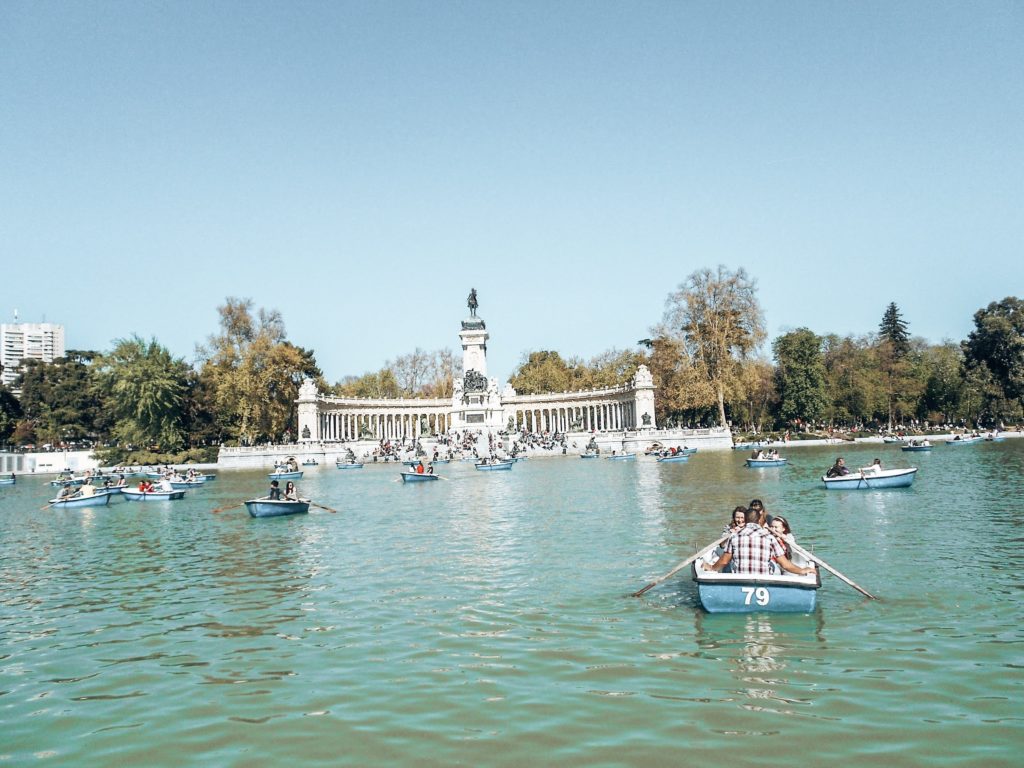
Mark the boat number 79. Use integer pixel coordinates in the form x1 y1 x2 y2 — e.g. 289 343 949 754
741 587 770 606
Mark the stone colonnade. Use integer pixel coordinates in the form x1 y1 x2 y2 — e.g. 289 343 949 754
317 400 451 441
507 398 636 433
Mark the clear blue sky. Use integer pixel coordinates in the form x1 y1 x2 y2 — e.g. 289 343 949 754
2 1 1021 384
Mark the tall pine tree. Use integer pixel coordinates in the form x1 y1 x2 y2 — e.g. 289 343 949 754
879 302 910 357
878 303 911 429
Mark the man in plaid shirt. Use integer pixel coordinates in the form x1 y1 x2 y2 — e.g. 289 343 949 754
706 507 814 576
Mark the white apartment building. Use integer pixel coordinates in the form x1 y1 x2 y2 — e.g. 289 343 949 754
0 322 66 391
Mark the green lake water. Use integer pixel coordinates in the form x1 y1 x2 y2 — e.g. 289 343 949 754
2 443 1022 766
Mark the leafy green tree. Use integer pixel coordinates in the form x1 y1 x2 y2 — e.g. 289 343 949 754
333 369 402 399
0 381 22 445
508 351 575 394
98 336 189 451
773 328 828 425
918 342 964 423
14 352 103 445
822 335 886 428
197 298 323 444
658 266 766 426
963 297 1024 401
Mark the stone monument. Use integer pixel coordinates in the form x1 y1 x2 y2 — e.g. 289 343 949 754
451 289 504 431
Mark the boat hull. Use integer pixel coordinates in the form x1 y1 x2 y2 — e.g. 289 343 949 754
946 437 983 446
336 463 364 469
121 489 187 501
746 458 788 467
693 564 820 613
821 467 918 489
579 453 599 459
400 472 439 482
48 492 113 509
168 481 204 490
268 471 303 480
245 499 310 518
656 455 690 463
0 478 14 485
901 445 932 452
475 461 513 471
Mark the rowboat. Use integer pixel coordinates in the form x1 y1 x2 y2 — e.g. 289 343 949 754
336 462 364 469
400 471 439 482
301 459 318 466
0 477 14 486
731 443 753 450
901 442 932 452
692 553 821 613
821 467 918 489
882 436 904 444
268 470 303 480
656 454 690 463
200 474 218 481
676 447 698 455
579 452 599 459
244 497 310 518
606 453 637 461
168 479 205 490
48 491 114 509
49 477 86 487
511 456 528 462
985 435 1006 442
121 489 187 501
746 457 788 467
475 460 513 471
430 459 451 465
945 436 984 446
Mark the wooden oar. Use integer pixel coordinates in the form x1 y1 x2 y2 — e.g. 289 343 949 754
632 533 731 597
212 502 245 514
790 541 876 599
309 501 337 514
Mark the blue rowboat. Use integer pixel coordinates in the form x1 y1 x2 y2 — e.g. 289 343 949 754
50 477 85 487
121 489 187 501
336 462 364 470
199 474 217 481
821 467 917 490
301 459 318 466
168 479 204 490
475 460 513 471
579 452 599 459
244 497 310 518
746 458 788 468
901 443 932 452
732 443 753 450
945 436 984 446
676 447 698 455
48 491 114 509
400 471 439 482
606 453 636 461
0 477 14 486
268 470 303 480
882 437 904 444
430 459 451 465
657 454 690 463
985 435 1006 442
511 456 528 462
692 561 821 613
402 460 424 467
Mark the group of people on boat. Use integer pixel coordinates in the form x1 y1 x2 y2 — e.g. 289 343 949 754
825 457 885 477
701 499 815 577
267 479 301 500
413 460 435 474
750 448 781 460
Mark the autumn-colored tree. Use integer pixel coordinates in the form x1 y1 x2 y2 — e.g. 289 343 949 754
658 266 766 426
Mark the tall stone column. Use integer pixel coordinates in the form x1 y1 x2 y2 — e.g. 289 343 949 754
297 378 320 442
631 365 657 430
